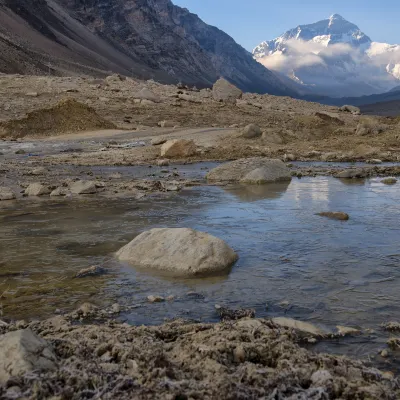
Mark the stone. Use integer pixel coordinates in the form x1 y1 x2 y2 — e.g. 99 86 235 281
116 228 238 277
157 159 170 167
382 178 397 185
240 166 291 184
25 183 50 196
0 187 16 201
111 303 121 313
366 159 382 164
207 158 292 183
162 181 181 191
50 187 68 197
26 92 38 97
336 326 361 336
317 212 349 221
133 87 160 103
262 131 284 144
233 346 246 363
75 265 107 278
15 149 26 155
105 74 125 83
178 94 202 103
29 167 47 175
158 120 176 128
160 139 196 158
151 137 168 146
70 180 97 194
335 169 365 179
212 78 242 104
0 329 57 384
381 350 389 358
240 124 262 139
147 295 165 303
272 317 327 337
339 105 361 115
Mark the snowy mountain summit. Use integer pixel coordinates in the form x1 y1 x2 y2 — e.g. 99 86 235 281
253 15 400 97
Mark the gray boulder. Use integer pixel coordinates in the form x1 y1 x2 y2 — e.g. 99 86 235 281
0 187 16 201
0 329 57 384
116 228 238 277
207 158 292 183
70 180 97 194
212 78 242 104
240 124 262 139
25 183 50 196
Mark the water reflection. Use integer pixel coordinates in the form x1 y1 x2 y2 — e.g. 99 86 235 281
223 181 290 202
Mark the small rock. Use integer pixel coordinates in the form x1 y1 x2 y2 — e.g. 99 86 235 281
160 139 196 158
339 105 360 114
15 149 26 155
212 78 242 104
147 295 165 303
26 92 38 97
381 350 389 358
272 317 327 337
25 183 51 196
70 180 97 194
0 329 57 384
166 295 175 302
76 302 98 317
157 159 170 166
336 326 361 336
366 159 382 164
0 187 16 201
162 181 181 191
382 178 397 185
151 137 168 146
317 212 349 221
240 124 262 139
158 120 177 128
50 187 68 197
75 265 107 278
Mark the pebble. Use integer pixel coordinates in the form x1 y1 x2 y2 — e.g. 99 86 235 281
381 350 389 358
111 303 121 313
147 295 165 303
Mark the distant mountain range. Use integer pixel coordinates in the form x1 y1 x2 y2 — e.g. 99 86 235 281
253 14 400 98
0 0 295 96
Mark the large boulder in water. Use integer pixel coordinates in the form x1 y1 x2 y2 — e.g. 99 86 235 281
116 228 238 277
212 78 242 104
207 158 292 184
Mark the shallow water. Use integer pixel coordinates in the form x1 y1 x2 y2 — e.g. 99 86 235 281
1 174 400 362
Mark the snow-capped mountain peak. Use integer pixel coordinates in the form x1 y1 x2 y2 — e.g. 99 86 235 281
253 15 400 98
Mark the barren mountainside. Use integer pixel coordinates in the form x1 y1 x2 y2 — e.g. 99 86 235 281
0 0 296 96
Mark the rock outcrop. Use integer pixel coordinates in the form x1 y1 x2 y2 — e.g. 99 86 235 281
116 228 238 276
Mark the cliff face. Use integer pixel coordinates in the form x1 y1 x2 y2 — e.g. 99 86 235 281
0 0 296 95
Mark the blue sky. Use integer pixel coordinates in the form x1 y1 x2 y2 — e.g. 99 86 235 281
172 0 400 51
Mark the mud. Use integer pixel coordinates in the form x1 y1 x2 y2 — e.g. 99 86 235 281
1 310 399 400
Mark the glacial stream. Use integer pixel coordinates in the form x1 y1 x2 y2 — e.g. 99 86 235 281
1 167 400 364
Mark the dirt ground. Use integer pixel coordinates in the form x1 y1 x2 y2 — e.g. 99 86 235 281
1 308 400 400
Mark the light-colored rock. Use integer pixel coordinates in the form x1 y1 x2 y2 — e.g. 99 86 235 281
366 159 382 164
50 187 68 197
26 92 38 97
133 87 160 103
162 181 181 191
158 120 176 128
317 212 349 221
157 159 170 167
160 139 196 158
212 78 242 104
147 295 165 303
0 329 57 384
240 124 262 139
336 326 361 336
116 228 238 276
178 94 202 103
272 317 327 337
339 105 360 115
29 167 47 176
240 166 291 184
151 137 168 146
207 158 291 183
25 183 50 196
262 130 284 144
0 187 16 201
70 180 97 194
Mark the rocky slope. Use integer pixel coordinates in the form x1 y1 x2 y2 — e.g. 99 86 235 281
253 14 400 97
0 0 295 96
